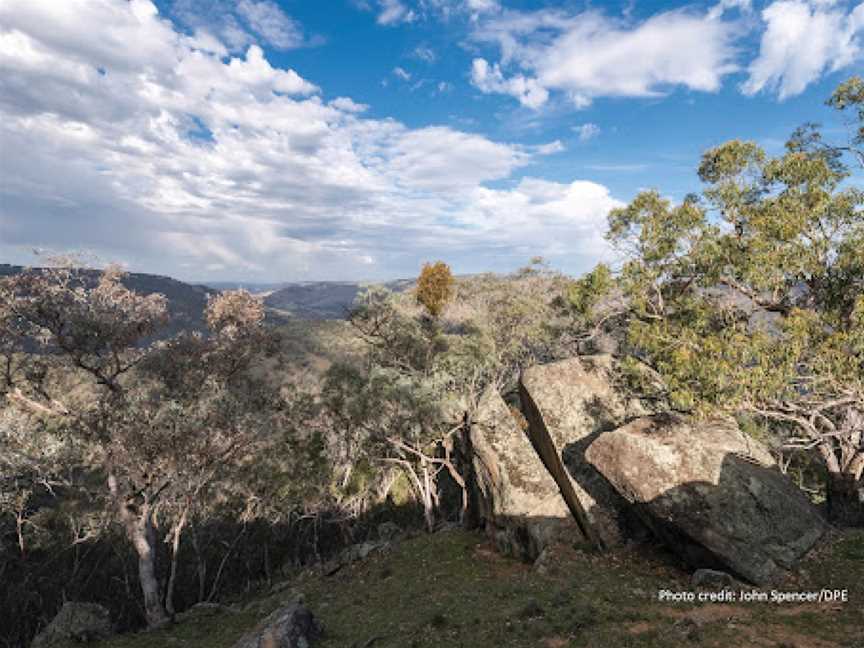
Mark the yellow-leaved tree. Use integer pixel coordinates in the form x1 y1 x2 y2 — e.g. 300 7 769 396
416 261 455 318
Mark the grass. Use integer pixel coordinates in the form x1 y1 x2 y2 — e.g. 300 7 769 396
90 528 864 648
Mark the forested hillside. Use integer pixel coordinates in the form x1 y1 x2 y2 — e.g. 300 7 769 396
1 77 862 648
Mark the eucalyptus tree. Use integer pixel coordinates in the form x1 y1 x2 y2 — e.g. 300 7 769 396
0 264 282 625
572 79 864 524
322 263 576 531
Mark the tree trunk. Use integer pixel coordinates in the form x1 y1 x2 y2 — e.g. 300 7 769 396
15 506 26 559
130 508 170 627
421 459 436 532
108 472 169 627
826 470 864 527
165 507 189 616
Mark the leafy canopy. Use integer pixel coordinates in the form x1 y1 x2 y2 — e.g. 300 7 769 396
572 79 864 480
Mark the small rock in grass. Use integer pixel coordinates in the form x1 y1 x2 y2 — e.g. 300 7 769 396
691 568 735 589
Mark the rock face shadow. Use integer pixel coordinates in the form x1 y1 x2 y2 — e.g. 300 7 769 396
636 453 827 584
584 416 828 585
558 394 651 543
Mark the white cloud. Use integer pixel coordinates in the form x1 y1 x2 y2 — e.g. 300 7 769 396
0 0 619 281
358 0 499 26
743 0 864 99
329 97 369 113
393 66 412 81
469 6 741 109
456 178 620 261
707 0 753 20
471 57 549 109
412 44 436 63
466 0 500 13
171 0 308 51
236 0 304 49
377 0 416 25
574 123 600 141
533 140 565 155
380 126 529 190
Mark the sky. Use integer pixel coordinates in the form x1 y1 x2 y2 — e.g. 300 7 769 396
0 0 863 283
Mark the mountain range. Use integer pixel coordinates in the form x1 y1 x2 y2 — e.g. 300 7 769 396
0 264 412 326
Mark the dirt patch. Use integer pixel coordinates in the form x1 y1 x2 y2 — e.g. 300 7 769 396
736 624 843 648
665 603 752 625
626 621 656 635
775 603 846 617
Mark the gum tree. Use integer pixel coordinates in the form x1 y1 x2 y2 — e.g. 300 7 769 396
576 79 864 525
0 264 281 625
328 261 576 530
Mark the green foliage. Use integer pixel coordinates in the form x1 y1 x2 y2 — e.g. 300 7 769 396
828 75 864 156
336 265 575 528
587 78 864 484
567 263 613 321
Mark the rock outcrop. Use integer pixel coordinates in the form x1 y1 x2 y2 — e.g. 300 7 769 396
585 414 827 584
467 384 584 560
32 602 113 647
232 599 322 648
323 540 386 576
518 355 652 548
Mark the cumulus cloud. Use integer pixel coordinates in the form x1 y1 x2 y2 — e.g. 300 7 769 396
743 0 864 99
468 5 742 109
455 178 620 263
0 0 619 281
329 97 369 113
471 58 550 109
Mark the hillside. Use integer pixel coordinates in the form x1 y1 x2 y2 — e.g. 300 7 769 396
87 527 864 648
263 279 414 320
0 265 416 325
0 264 216 339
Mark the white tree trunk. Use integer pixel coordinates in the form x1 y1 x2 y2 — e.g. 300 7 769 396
108 472 169 627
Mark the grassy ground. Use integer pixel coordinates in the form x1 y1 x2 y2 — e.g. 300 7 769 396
90 528 863 648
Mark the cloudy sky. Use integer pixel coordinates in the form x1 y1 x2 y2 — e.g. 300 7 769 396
1 0 862 282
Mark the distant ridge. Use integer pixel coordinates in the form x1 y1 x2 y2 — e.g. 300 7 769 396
0 264 414 323
263 279 413 320
0 264 216 337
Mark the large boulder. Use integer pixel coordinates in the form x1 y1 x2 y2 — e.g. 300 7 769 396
467 384 584 560
585 414 828 585
232 599 322 648
32 602 113 647
519 355 652 547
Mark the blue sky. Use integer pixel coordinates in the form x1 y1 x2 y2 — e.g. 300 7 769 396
1 0 862 282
